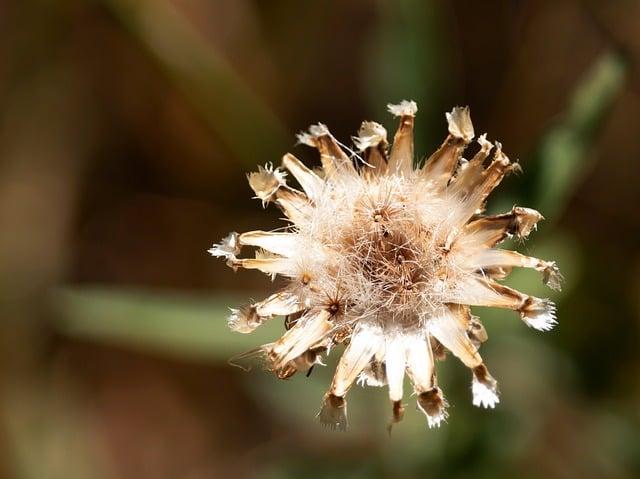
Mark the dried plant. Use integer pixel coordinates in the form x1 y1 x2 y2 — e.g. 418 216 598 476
209 101 561 431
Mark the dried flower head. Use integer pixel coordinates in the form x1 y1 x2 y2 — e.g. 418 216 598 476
209 101 561 431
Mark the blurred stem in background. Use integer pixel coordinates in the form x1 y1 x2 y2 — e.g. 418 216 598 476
364 0 453 154
99 0 290 166
530 51 627 217
52 287 255 362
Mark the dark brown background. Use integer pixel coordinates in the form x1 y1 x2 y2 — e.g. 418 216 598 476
0 0 639 478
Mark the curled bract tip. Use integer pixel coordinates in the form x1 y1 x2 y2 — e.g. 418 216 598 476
446 106 474 142
387 100 418 117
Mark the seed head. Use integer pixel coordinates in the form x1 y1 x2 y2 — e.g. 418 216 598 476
209 102 562 431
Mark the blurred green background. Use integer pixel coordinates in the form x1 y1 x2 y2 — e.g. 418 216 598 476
1 0 639 478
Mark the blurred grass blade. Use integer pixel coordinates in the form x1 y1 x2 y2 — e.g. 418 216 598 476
533 51 626 216
51 286 282 362
364 0 451 153
100 0 290 165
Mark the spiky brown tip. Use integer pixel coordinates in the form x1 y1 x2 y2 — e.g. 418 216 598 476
318 393 348 431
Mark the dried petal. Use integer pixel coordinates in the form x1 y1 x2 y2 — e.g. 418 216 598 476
472 364 500 408
520 297 558 331
446 106 474 142
405 335 435 393
247 164 287 206
429 305 482 369
357 360 387 387
269 309 332 368
421 107 474 189
318 393 348 431
208 232 240 260
329 326 384 397
355 121 388 175
298 123 356 178
417 387 449 428
387 100 417 175
384 338 407 402
253 290 302 317
281 153 324 201
463 249 563 291
239 231 299 257
227 305 262 333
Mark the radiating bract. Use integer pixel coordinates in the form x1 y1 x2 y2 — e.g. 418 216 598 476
209 101 561 431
